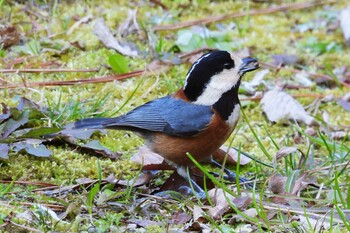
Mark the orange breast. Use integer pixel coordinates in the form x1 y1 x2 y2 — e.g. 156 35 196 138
148 111 236 167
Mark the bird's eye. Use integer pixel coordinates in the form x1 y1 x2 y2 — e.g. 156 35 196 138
223 62 233 69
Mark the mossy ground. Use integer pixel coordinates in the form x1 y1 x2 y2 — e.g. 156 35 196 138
0 0 349 232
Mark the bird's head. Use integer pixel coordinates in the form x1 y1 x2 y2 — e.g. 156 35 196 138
183 50 259 106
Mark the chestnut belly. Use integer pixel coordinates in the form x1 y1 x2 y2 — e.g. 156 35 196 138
149 121 234 167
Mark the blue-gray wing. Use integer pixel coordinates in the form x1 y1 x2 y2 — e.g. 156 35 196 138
103 96 213 137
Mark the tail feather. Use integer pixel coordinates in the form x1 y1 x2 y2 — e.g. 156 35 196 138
74 118 111 129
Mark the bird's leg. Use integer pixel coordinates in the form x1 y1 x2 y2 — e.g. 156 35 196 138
210 158 251 186
176 166 206 199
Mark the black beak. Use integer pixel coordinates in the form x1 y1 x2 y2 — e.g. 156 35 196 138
239 57 259 74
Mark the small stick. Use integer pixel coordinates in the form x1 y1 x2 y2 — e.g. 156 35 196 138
154 0 336 31
0 70 145 88
0 68 100 74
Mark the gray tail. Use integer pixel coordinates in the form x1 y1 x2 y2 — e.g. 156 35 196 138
74 118 111 129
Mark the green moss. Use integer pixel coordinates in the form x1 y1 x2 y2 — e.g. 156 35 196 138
0 0 349 230
0 148 138 182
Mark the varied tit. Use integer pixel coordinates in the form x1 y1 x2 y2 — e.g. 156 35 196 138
74 50 259 198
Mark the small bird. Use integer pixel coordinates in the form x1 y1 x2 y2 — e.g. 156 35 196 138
75 50 259 197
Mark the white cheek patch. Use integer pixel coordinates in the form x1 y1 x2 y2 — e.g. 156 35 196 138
194 57 242 106
227 104 241 128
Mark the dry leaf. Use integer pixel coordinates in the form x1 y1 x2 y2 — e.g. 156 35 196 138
275 147 298 161
130 146 164 165
172 212 192 224
261 89 318 125
340 7 350 45
208 189 251 220
193 205 206 222
291 173 308 195
0 26 20 48
208 189 236 219
243 208 258 218
268 174 287 195
93 18 138 57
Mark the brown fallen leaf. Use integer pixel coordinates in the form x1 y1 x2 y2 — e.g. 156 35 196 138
268 174 287 195
261 89 318 126
172 212 192 225
185 221 211 232
274 147 299 161
0 26 20 48
208 189 252 220
130 145 164 166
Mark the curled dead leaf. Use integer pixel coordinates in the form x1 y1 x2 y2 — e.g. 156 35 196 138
275 147 298 161
268 174 287 195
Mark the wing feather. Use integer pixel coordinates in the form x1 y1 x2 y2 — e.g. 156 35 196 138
103 96 213 137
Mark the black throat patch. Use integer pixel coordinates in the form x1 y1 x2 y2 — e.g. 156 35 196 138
213 80 240 120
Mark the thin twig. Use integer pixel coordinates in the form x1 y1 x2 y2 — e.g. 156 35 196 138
9 220 44 233
0 201 65 211
0 68 100 74
263 202 345 224
0 180 57 187
0 70 145 88
154 0 336 31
